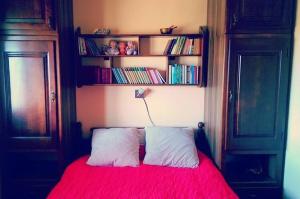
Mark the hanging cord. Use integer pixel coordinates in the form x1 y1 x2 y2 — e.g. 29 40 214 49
142 97 155 126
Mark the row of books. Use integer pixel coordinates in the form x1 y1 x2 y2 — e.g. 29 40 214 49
80 66 112 84
163 37 201 55
78 37 101 56
168 64 202 85
112 67 165 84
79 66 166 84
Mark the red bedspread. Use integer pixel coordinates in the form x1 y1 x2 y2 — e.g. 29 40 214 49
48 152 238 199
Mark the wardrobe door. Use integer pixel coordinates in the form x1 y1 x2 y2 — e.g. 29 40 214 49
1 38 58 149
0 37 60 198
227 0 294 33
0 0 55 31
226 35 291 151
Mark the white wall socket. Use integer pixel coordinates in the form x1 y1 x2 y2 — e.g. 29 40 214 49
135 88 145 98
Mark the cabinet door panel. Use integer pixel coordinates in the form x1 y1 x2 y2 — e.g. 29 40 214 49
236 52 278 137
1 40 58 149
8 53 48 137
227 36 291 150
0 0 55 31
228 0 293 33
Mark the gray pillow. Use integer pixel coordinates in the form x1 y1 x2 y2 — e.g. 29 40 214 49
143 126 199 168
87 128 140 167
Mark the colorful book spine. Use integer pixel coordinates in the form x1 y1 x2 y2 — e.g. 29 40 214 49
146 68 154 84
149 69 159 84
123 68 132 84
171 37 179 55
155 70 166 84
112 68 120 83
168 65 172 84
163 39 172 55
118 68 128 84
167 39 176 55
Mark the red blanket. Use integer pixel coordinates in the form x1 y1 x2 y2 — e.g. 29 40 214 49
48 152 238 199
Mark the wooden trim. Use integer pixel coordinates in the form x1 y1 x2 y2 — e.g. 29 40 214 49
80 54 202 57
205 0 227 168
56 0 77 166
200 26 209 87
77 83 204 87
0 29 57 36
79 33 203 38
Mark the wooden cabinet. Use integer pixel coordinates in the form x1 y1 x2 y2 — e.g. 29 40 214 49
0 0 55 32
0 0 75 198
0 36 60 199
227 0 294 33
207 0 295 198
226 35 291 151
234 187 281 199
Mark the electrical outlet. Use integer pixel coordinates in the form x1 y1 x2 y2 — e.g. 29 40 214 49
135 88 144 98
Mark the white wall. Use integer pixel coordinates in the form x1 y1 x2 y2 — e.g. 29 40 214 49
283 2 300 198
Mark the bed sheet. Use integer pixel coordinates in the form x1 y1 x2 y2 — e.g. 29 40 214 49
48 152 238 199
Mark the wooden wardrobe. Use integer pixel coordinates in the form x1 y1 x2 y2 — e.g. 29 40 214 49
206 0 295 198
0 0 76 198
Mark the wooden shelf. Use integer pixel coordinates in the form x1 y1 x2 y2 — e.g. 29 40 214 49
78 33 203 38
80 54 202 58
78 83 203 87
75 26 209 87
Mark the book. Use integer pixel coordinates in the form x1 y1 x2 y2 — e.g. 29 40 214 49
129 68 137 84
149 69 159 84
182 38 189 55
193 39 200 54
163 39 173 55
173 37 181 55
171 37 179 55
155 70 166 84
112 68 120 83
78 37 87 55
123 68 132 84
178 37 187 55
189 39 195 55
142 67 151 84
186 65 190 84
154 69 162 84
138 67 147 84
116 68 124 84
131 67 142 84
168 65 172 84
171 64 176 84
134 67 143 84
118 68 128 84
167 39 176 55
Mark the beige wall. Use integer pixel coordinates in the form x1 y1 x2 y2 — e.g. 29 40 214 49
74 0 208 133
283 2 300 198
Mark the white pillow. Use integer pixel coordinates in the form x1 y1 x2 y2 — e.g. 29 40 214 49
143 126 199 168
87 128 140 167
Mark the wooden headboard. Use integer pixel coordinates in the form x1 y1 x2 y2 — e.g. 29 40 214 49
71 122 212 161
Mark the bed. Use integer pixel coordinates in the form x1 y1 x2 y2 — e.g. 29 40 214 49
47 123 238 199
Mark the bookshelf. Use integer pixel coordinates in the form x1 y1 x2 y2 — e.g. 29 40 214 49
75 26 208 87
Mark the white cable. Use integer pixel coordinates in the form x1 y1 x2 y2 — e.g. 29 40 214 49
142 97 155 126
